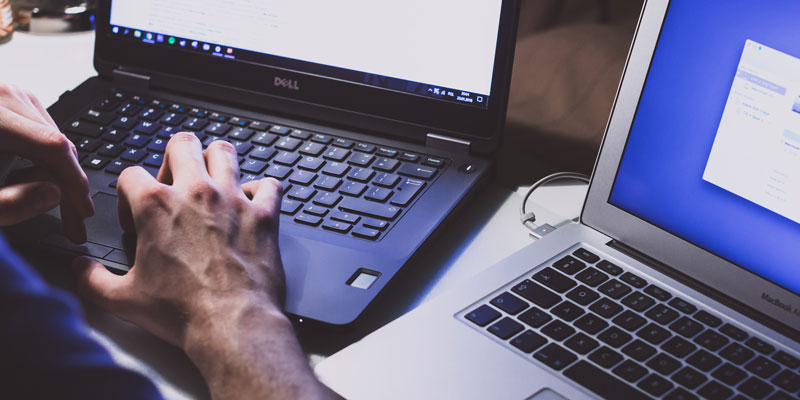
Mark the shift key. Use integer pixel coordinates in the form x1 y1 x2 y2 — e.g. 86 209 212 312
390 179 426 207
340 198 402 221
398 164 437 180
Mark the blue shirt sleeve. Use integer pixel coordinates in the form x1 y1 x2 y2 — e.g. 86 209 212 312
0 233 162 399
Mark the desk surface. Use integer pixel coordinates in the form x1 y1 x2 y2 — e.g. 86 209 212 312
0 32 587 399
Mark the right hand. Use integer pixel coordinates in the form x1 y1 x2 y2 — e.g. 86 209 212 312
0 84 94 242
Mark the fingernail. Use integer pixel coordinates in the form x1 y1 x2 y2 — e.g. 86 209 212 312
34 184 61 213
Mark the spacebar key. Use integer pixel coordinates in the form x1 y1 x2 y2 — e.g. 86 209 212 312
563 361 650 400
339 198 402 221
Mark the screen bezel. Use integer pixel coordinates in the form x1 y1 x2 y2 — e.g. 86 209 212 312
94 1 519 151
583 0 800 335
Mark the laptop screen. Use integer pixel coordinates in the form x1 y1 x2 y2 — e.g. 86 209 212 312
108 0 502 109
609 0 800 295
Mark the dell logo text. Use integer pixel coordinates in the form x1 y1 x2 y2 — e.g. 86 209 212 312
274 77 300 91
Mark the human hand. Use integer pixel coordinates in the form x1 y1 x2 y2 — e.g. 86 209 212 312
0 84 94 242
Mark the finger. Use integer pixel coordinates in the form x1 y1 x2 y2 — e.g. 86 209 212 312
204 140 242 195
0 85 50 127
72 256 132 315
116 166 163 234
0 181 61 226
5 165 53 185
24 89 59 129
160 133 209 187
0 108 93 218
243 178 283 221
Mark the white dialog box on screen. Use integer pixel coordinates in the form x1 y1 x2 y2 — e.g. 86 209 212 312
704 40 800 223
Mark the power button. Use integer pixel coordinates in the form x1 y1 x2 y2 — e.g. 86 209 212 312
459 164 476 174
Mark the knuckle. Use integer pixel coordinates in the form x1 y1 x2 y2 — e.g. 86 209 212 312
187 180 219 201
262 177 284 196
42 130 71 152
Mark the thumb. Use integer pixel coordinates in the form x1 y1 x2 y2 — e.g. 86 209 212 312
0 181 61 226
72 256 131 314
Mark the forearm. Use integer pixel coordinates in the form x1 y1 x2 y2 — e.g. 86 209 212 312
183 296 333 400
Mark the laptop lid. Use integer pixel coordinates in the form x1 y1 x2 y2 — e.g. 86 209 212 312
92 0 520 153
584 0 800 336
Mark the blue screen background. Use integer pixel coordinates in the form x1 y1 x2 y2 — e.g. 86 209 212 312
609 0 800 295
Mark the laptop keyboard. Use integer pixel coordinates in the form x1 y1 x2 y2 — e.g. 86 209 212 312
461 247 800 400
62 91 447 242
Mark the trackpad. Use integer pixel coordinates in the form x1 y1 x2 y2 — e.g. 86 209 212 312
85 192 128 250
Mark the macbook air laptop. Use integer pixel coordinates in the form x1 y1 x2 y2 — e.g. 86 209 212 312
13 0 520 326
315 0 800 398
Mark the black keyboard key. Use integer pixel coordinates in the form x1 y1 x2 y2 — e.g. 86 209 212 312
397 164 437 180
287 186 316 202
339 198 401 221
551 300 584 322
697 381 733 400
771 370 800 393
738 376 773 399
143 153 163 168
147 137 167 153
105 160 131 175
299 142 326 157
772 351 800 369
276 137 302 152
533 267 576 293
250 146 277 161
534 343 577 371
613 359 649 383
289 170 317 186
101 128 128 143
712 363 748 386
347 167 375 183
511 330 547 354
269 125 290 135
745 337 776 355
565 361 650 400
352 226 381 240
638 323 672 345
662 336 698 359
228 127 255 141
398 152 419 162
687 349 721 372
376 147 398 158
613 310 648 332
322 161 350 177
389 178 425 207
76 138 102 152
598 326 633 348
161 112 185 126
315 176 342 192
265 165 292 180
365 187 393 203
644 284 672 301
572 248 600 263
574 313 609 335
622 292 656 312
333 138 353 148
120 148 147 163
745 356 781 379
565 332 599 355
597 260 623 275
620 272 647 289
518 307 552 328
241 159 268 175
589 346 624 368
622 339 657 362
328 211 358 225
294 213 322 227
766 391 794 400
670 317 705 338
354 142 376 153
362 218 388 231
575 267 609 287
183 117 208 131
669 298 698 314
598 279 632 299
646 304 680 325
81 108 116 125
188 108 207 118
373 157 399 172
639 374 675 397
373 173 401 189
490 292 528 315
311 133 332 144
488 317 524 340
98 143 125 158
140 108 164 121
694 330 730 352
720 343 755 365
648 353 682 375
693 310 723 328
66 120 104 138
719 324 750 341
541 320 575 341
590 297 624 318
280 199 302 215
422 156 445 168
231 141 253 156
664 388 698 400
81 156 109 170
296 156 324 172
323 147 350 162
566 285 600 306
348 153 375 167
340 181 367 197
673 366 708 390
124 133 151 148
553 255 586 275
274 151 301 166
253 132 279 146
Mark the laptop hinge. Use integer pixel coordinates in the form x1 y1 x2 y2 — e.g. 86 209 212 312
112 68 151 91
426 133 471 155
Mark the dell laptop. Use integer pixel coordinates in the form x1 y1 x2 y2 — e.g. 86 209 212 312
16 0 520 326
316 0 800 398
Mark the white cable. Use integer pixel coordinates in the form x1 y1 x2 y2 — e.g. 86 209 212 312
520 172 590 239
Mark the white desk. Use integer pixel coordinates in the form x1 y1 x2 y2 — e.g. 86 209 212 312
0 32 587 399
